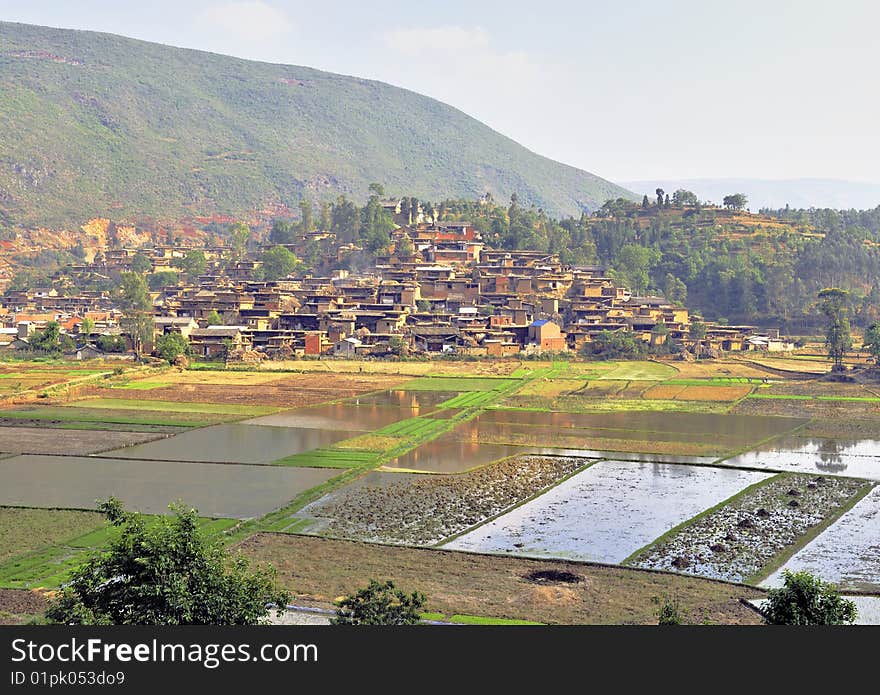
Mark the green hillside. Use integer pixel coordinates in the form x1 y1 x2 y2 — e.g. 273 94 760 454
0 21 633 228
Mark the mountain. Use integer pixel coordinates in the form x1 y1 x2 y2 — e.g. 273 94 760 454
621 178 880 212
0 22 633 229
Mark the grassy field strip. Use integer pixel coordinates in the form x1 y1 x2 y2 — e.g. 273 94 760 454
0 516 239 589
747 480 876 585
419 612 542 625
401 377 519 392
272 450 380 468
621 474 785 566
63 398 281 415
748 393 880 402
0 407 223 428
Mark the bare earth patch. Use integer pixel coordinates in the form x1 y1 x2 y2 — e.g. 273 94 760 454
88 373 410 408
0 588 47 625
0 425 165 455
235 534 764 625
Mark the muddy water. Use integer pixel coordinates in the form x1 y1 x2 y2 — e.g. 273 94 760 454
453 418 736 446
106 423 358 464
723 437 880 480
760 485 880 592
245 403 412 431
0 454 339 518
383 439 530 473
344 390 453 410
481 410 806 444
443 460 772 563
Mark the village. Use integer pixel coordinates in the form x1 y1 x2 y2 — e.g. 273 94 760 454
0 208 795 361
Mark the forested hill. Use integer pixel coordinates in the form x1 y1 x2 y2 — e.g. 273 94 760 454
436 196 880 332
0 21 633 229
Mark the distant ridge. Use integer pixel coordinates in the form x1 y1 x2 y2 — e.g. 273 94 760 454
621 178 880 211
0 21 634 228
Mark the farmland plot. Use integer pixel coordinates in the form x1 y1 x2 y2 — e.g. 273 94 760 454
722 437 880 480
107 423 358 464
0 454 339 518
444 461 772 563
760 485 880 592
0 426 164 455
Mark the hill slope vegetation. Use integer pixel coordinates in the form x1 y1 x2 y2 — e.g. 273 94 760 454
0 21 632 228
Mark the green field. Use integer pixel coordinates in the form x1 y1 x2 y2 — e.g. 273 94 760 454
0 514 239 589
272 450 380 468
0 508 105 564
596 362 678 381
64 398 280 415
0 406 232 428
400 377 518 392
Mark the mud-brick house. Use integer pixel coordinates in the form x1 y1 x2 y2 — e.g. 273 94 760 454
528 319 567 352
410 325 461 353
188 326 249 358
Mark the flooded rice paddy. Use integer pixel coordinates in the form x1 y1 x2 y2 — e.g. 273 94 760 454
723 437 880 480
443 460 772 563
760 485 880 592
107 423 358 464
0 454 339 518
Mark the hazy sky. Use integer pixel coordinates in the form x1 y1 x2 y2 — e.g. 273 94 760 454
2 0 878 184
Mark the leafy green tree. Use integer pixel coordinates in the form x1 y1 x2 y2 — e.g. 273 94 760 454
147 270 179 290
689 320 707 346
172 250 207 278
642 195 650 209
582 330 646 359
261 246 301 281
319 201 332 231
205 309 223 326
818 288 852 370
30 321 74 354
723 193 748 211
331 196 360 244
298 200 313 234
130 252 151 275
652 595 686 625
655 188 665 206
45 499 290 625
229 222 251 262
862 322 880 363
117 272 153 357
79 317 94 340
155 332 191 364
612 244 660 295
268 219 295 245
96 335 127 353
662 273 688 305
330 579 426 625
763 570 857 625
672 189 699 207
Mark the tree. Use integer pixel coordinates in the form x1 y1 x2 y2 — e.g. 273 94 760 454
818 288 852 370
268 219 295 245
205 309 223 326
30 321 74 354
689 320 707 346
655 188 665 206
45 499 289 625
863 322 880 363
172 250 207 278
147 270 179 290
642 195 650 209
330 579 426 625
130 252 151 275
229 222 251 262
672 189 699 207
652 595 686 625
763 570 857 625
723 193 748 211
612 244 659 295
155 332 191 364
582 330 646 359
79 317 94 341
261 246 302 281
298 200 313 234
117 272 153 358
